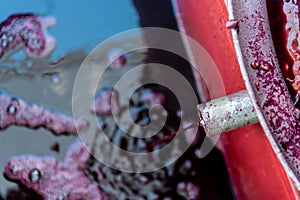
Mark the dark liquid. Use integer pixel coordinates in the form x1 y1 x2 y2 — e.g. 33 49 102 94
267 0 299 100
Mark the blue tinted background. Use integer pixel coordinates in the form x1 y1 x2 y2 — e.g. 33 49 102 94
0 0 139 58
0 0 138 196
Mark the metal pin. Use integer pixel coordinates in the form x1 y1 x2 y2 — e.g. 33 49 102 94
197 90 258 136
226 20 239 29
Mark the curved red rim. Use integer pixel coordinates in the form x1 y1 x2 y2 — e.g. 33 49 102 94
228 0 300 189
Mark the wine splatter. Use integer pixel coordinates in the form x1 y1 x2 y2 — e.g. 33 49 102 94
139 88 166 107
282 1 300 105
0 89 88 135
108 48 127 68
90 85 120 116
0 13 56 59
4 139 108 200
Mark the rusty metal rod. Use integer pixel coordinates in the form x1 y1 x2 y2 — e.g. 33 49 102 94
197 90 258 136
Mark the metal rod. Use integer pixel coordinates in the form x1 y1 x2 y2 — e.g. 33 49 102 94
197 90 258 136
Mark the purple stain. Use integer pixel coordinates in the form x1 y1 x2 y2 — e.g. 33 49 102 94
281 1 300 104
108 48 127 68
64 139 91 168
177 182 201 200
90 86 120 116
0 13 56 59
4 139 108 200
0 89 88 135
234 0 300 183
140 88 166 106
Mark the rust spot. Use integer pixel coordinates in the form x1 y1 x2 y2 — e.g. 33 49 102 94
261 65 270 72
251 61 260 69
255 82 260 90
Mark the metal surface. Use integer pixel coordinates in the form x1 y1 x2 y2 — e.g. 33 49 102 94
227 0 300 189
198 90 258 136
173 0 300 198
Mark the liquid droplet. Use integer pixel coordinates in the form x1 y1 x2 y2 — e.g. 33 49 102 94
11 166 20 175
261 65 270 72
45 116 52 124
8 34 14 42
176 110 182 118
1 33 7 40
51 74 61 85
148 192 159 200
115 174 123 183
7 104 17 115
57 195 65 200
1 40 8 48
139 175 149 184
177 182 186 192
29 168 41 183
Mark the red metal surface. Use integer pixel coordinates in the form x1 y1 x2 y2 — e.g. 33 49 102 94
228 0 300 191
174 0 300 199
